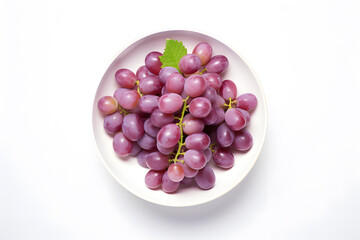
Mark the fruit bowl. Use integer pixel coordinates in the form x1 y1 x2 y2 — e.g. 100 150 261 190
92 30 267 207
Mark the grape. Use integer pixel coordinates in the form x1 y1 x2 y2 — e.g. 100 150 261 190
103 111 123 134
144 118 160 138
138 95 159 113
202 148 212 162
189 97 212 118
232 129 253 151
113 132 133 157
158 67 178 84
137 150 152 168
129 141 142 157
113 88 128 103
185 133 210 150
136 65 153 81
157 123 181 148
182 114 204 135
220 80 237 100
167 163 185 182
157 142 175 155
166 73 185 94
150 109 174 128
115 68 137 89
206 55 229 74
122 113 145 141
192 42 212 65
139 75 163 95
128 104 147 118
214 108 225 125
212 94 225 109
145 170 165 189
181 177 194 184
202 108 218 125
238 108 250 124
98 96 118 114
179 54 201 74
138 133 156 150
145 51 163 75
216 122 235 148
184 150 206 170
200 86 217 103
184 75 207 97
162 171 179 193
202 73 222 91
225 108 247 131
118 90 141 109
195 166 215 190
146 151 169 171
213 147 234 169
158 93 183 114
236 93 258 111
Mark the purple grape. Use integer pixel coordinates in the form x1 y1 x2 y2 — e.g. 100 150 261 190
145 51 163 75
98 96 118 115
122 113 144 141
192 42 212 65
145 170 165 189
136 65 153 81
179 54 201 74
195 166 215 190
113 132 133 157
158 67 178 84
158 93 183 114
157 123 181 148
118 90 141 109
157 142 175 155
206 55 228 74
232 129 253 151
166 73 185 94
129 141 142 157
146 151 169 171
167 163 185 182
144 118 160 138
138 133 156 150
150 109 174 128
189 97 212 118
181 177 194 184
182 162 198 178
202 148 212 162
185 133 211 150
139 75 163 95
103 111 123 134
202 108 218 125
203 73 222 91
113 88 128 103
137 150 152 168
220 80 237 100
216 122 235 148
184 75 207 97
182 114 204 135
212 94 225 109
213 147 234 169
115 68 137 89
238 108 250 124
184 150 206 170
214 108 225 125
200 86 217 103
236 93 258 111
138 95 159 113
225 108 247 131
162 171 180 193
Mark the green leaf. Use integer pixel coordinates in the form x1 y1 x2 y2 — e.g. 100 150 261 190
159 39 187 73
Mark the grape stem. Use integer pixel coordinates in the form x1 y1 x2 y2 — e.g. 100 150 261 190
209 142 216 153
118 106 128 115
170 96 190 164
223 97 237 110
135 80 143 97
199 68 207 75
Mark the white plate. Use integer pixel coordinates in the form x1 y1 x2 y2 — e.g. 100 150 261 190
92 30 267 207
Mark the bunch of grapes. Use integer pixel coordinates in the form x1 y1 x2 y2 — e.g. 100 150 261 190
97 41 257 193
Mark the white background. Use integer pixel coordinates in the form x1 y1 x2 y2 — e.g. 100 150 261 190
1 0 359 239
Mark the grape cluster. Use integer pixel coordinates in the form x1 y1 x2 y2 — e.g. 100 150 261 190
98 41 257 193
